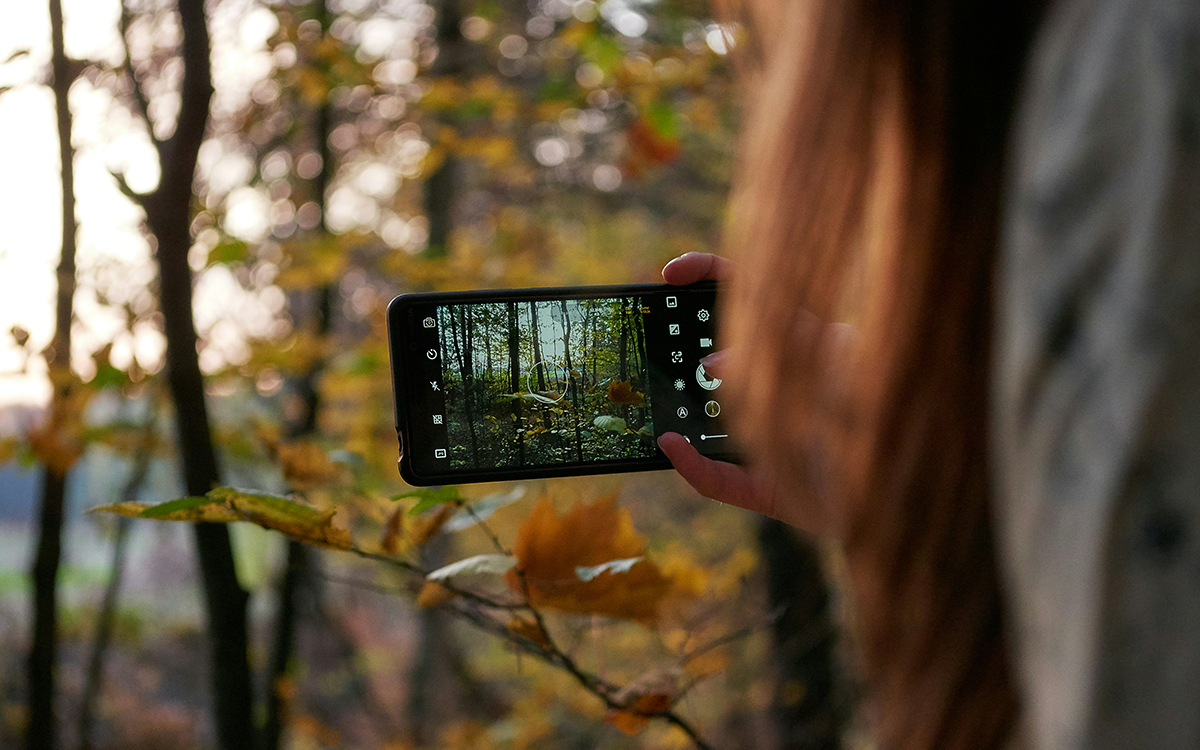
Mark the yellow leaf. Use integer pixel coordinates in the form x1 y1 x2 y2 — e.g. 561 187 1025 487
684 647 729 679
420 79 465 110
409 504 454 547
215 488 353 551
296 66 329 105
0 437 21 463
91 490 354 551
28 385 90 476
380 506 405 554
88 500 241 523
277 442 341 490
504 495 674 623
417 580 455 608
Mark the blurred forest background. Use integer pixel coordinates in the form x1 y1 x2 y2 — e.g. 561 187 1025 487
0 0 850 748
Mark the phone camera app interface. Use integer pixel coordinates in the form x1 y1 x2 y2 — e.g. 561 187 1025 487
418 297 657 471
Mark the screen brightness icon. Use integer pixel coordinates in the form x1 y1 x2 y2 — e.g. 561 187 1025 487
674 378 686 391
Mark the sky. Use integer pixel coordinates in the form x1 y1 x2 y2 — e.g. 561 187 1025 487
0 0 284 412
0 1 131 407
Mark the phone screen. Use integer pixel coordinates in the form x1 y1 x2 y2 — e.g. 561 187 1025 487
389 284 733 484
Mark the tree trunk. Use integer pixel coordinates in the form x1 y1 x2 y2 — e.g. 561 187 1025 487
140 2 255 748
27 1 77 746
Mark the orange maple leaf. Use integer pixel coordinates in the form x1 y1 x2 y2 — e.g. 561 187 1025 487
606 380 645 407
504 495 674 623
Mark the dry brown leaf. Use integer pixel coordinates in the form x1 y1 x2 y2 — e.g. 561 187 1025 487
409 504 455 547
506 616 551 648
380 506 405 554
277 442 341 490
606 380 645 407
504 495 674 623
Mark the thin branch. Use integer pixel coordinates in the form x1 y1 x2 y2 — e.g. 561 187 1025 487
109 169 145 206
118 0 162 155
462 503 508 555
317 545 718 749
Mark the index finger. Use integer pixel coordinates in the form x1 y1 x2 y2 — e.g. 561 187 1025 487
661 252 733 285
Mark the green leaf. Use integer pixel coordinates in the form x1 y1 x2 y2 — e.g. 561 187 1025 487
140 496 218 518
580 33 623 74
393 485 464 515
575 556 644 581
643 101 679 140
207 239 249 266
427 554 517 581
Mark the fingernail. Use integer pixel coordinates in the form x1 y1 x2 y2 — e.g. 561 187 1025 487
700 350 725 375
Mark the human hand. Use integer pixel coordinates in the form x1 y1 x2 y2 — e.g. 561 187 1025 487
655 253 821 532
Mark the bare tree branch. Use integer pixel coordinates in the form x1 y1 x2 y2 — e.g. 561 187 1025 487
118 0 162 156
109 169 144 205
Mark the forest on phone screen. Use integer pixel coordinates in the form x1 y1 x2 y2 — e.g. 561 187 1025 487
438 298 654 469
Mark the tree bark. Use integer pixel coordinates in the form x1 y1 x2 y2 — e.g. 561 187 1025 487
138 2 255 748
27 1 77 746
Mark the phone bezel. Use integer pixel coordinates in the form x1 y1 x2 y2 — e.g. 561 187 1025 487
387 282 727 486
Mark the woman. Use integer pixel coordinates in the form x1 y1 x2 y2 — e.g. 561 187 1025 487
659 2 1200 749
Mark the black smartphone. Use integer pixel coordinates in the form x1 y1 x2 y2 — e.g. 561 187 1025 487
386 283 735 485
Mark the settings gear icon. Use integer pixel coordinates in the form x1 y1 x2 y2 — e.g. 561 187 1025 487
673 378 686 391
697 309 711 322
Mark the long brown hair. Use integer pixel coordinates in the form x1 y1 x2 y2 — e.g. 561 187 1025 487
720 2 1044 748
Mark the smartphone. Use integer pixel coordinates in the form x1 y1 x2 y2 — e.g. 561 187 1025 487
386 283 735 485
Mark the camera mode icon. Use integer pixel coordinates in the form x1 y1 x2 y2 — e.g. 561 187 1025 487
422 317 436 328
434 448 447 459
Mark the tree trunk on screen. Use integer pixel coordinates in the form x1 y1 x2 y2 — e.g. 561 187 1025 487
560 301 584 461
507 302 524 465
136 2 256 748
27 2 77 747
448 306 480 464
529 301 545 392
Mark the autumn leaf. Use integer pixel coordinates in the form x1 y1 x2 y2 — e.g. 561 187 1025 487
417 581 456 608
504 495 678 622
409 504 455 547
89 488 353 551
506 616 551 648
277 441 342 489
393 485 463 515
28 385 90 476
606 380 645 407
380 506 405 554
605 667 682 734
